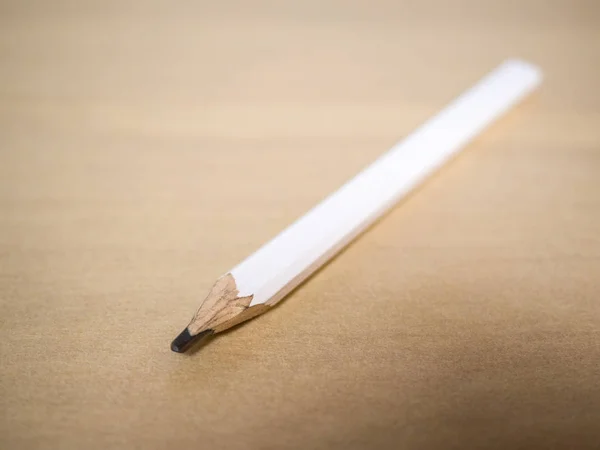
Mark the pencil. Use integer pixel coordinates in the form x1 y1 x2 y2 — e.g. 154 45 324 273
171 59 542 353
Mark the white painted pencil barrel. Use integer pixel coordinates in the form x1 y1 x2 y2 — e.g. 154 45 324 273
232 59 542 307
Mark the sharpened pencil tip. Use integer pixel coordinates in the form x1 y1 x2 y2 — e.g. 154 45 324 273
171 328 214 353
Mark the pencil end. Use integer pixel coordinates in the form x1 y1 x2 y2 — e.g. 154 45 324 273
170 328 214 353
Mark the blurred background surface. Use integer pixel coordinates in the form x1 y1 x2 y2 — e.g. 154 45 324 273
1 1 599 449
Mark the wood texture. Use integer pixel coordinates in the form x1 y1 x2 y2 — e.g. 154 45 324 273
187 273 260 334
1 1 600 449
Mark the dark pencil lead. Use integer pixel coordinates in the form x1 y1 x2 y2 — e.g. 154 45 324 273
170 328 214 353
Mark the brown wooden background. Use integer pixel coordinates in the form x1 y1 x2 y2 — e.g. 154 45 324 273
1 1 599 449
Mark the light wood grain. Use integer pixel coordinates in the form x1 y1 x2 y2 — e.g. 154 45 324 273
1 1 599 449
186 273 261 335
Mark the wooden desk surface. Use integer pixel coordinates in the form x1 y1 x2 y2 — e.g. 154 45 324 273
1 1 599 449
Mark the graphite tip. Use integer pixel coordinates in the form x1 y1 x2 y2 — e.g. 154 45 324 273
170 328 214 353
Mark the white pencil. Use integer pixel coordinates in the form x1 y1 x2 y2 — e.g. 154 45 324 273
171 59 542 352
